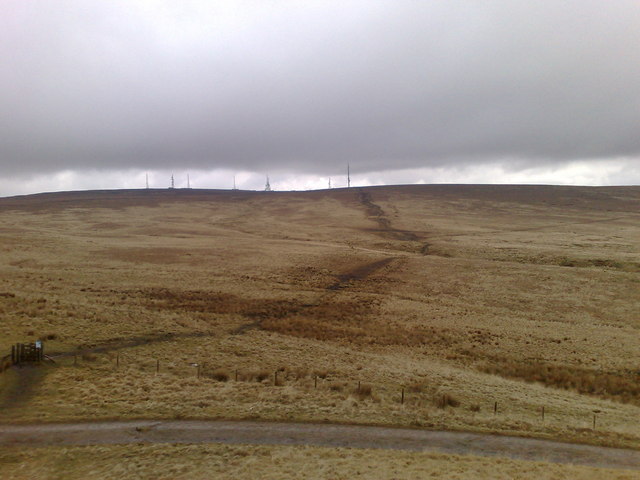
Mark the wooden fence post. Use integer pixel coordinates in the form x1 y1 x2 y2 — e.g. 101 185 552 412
314 375 317 389
542 406 545 421
235 369 238 381
494 401 498 415
401 388 405 405
156 359 160 374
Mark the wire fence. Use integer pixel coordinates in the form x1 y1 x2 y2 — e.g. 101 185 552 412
1 342 625 434
49 350 612 432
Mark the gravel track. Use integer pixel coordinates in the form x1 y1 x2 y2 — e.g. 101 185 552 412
2 420 640 470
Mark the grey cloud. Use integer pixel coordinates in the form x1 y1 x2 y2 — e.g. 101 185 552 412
0 0 638 177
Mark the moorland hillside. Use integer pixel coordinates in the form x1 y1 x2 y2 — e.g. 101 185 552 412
1 184 639 447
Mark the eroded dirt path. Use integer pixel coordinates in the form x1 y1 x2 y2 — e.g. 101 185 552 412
327 257 396 290
231 255 399 334
357 190 421 242
2 420 640 470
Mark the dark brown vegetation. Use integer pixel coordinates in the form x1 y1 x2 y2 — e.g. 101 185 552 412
436 393 460 409
355 383 373 399
210 370 230 382
481 361 640 405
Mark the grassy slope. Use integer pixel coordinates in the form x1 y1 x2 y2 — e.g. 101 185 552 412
3 444 640 480
1 185 639 454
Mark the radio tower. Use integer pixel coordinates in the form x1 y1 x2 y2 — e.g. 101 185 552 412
170 174 175 189
233 175 237 190
265 175 272 192
145 173 149 189
328 177 332 189
347 164 351 188
187 174 191 189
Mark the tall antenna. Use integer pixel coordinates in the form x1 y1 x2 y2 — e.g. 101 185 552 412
187 174 191 189
328 177 332 189
170 174 174 189
145 173 149 189
233 175 237 190
347 164 351 188
265 175 272 192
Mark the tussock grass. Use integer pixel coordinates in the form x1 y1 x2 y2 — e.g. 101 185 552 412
236 370 270 383
407 381 426 393
480 361 640 404
355 383 373 399
436 393 461 409
2 443 636 480
205 369 230 382
329 382 345 392
80 353 97 362
0 186 639 451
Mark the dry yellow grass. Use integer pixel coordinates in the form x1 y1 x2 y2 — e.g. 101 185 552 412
2 443 640 480
1 185 639 454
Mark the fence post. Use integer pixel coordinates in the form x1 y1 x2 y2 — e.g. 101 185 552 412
494 401 498 415
314 375 317 389
401 388 405 405
274 370 278 386
593 413 596 430
357 381 361 394
235 369 238 381
116 353 119 370
542 406 545 421
156 359 160 374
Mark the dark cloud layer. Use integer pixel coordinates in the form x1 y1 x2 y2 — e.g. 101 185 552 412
1 1 638 177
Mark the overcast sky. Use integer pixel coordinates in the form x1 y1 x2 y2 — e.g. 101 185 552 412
1 1 639 196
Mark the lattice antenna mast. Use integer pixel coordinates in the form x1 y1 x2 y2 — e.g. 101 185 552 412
170 174 174 189
265 175 272 192
187 174 191 189
145 173 149 189
233 175 237 190
347 164 351 188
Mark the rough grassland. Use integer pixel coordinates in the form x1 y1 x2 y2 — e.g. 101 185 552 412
1 185 639 476
2 444 640 480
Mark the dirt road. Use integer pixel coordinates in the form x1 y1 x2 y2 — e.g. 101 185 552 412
2 420 640 470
